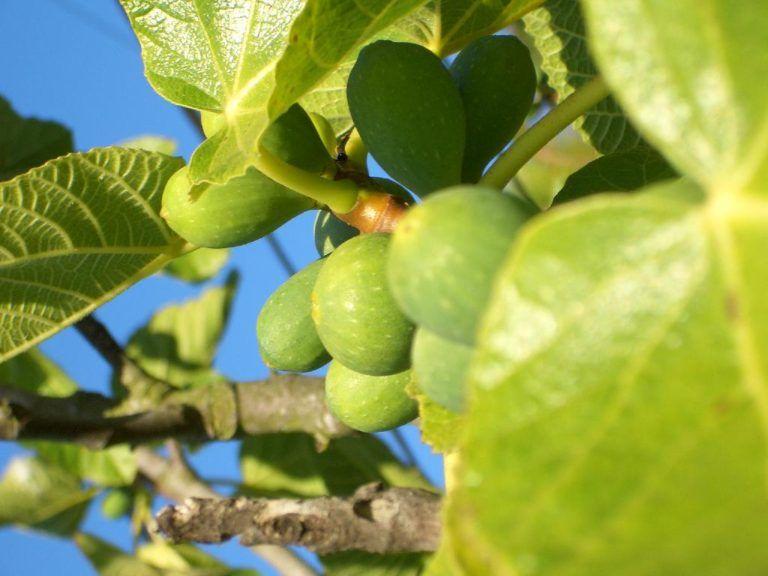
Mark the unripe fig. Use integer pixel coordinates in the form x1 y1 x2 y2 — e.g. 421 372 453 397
162 166 315 248
412 327 472 413
388 186 535 345
101 488 132 519
261 104 334 175
309 112 338 157
312 233 414 375
201 110 226 137
313 178 412 256
325 361 417 432
203 105 333 174
257 259 331 372
451 36 536 182
313 210 358 257
347 41 465 196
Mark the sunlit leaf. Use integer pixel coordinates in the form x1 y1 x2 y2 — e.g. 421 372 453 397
0 148 185 362
269 0 430 121
450 184 768 573
522 0 644 153
120 0 304 184
582 0 768 192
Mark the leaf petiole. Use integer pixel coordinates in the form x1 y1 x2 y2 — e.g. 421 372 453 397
254 145 360 212
480 76 610 190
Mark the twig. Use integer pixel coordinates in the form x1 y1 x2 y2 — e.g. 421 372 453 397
75 315 152 389
136 447 319 576
0 374 350 446
390 428 418 469
265 234 297 276
157 483 441 554
481 76 610 190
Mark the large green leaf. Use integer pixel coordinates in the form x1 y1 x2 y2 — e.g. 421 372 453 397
0 348 77 397
120 0 304 184
582 0 768 192
240 433 431 498
522 0 643 154
449 185 768 574
0 148 185 362
0 96 72 181
553 147 677 206
409 0 544 57
0 457 94 536
269 0 430 121
123 272 238 387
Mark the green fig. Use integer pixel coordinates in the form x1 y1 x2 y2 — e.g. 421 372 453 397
412 327 473 413
313 209 359 257
257 259 331 372
162 166 315 248
451 35 536 182
388 186 535 345
313 178 413 257
347 40 465 196
312 233 414 375
203 104 332 174
261 104 334 175
325 361 417 432
309 112 338 157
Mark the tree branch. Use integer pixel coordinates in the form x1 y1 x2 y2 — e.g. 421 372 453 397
135 447 319 576
0 374 350 447
156 483 441 554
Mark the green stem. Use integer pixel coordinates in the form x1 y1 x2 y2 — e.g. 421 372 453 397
344 129 369 174
480 76 610 190
254 145 360 212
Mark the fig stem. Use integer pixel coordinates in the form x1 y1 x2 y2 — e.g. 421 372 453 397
254 145 360 212
343 129 369 174
480 76 610 190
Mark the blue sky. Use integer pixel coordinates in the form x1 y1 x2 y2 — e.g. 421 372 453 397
0 2 444 574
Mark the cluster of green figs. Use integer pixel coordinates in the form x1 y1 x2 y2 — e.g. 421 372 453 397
162 35 538 432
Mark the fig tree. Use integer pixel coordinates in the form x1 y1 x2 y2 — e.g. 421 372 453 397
388 186 535 345
325 361 417 432
257 258 331 372
451 36 536 182
412 327 473 413
312 233 414 375
162 166 315 248
347 40 465 196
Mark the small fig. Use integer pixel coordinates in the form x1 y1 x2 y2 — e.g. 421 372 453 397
257 259 331 372
325 361 417 432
